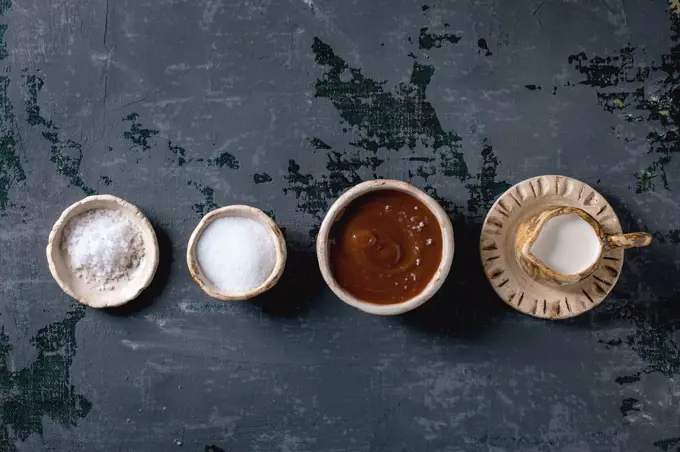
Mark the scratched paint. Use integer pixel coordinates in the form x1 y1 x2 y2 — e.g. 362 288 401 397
418 26 461 50
284 157 345 225
191 182 219 216
0 306 91 452
0 0 25 212
0 23 7 63
284 150 380 235
559 10 680 441
287 37 508 235
253 172 272 184
22 72 96 196
205 445 226 452
472 431 626 449
309 137 331 150
312 37 467 180
168 141 191 166
601 300 680 380
121 112 234 214
464 140 510 218
207 151 240 169
566 12 680 193
0 3 92 448
0 75 25 212
123 112 159 154
598 296 680 440
619 397 640 417
477 38 492 56
655 437 680 451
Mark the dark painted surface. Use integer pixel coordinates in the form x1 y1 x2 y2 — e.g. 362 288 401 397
1 0 680 450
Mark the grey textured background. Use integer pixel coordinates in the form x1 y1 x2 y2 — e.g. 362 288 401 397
1 0 680 451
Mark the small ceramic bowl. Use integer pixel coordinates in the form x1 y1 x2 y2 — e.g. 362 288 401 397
186 205 287 301
46 194 160 308
316 179 455 315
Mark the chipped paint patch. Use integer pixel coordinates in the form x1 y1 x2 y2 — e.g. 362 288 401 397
208 151 240 169
253 172 272 184
191 181 219 216
0 306 91 452
22 71 95 195
312 37 467 180
0 0 25 212
123 112 159 153
654 437 680 451
286 37 509 233
0 74 25 212
283 150 381 235
309 137 331 150
418 26 461 50
567 13 680 193
465 140 510 218
168 141 190 166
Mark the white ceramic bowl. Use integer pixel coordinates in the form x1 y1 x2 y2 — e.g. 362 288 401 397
46 195 160 308
186 205 287 301
316 179 455 315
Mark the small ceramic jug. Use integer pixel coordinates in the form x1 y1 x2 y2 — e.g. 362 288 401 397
515 206 652 287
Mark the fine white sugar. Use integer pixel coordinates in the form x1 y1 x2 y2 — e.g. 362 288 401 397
196 217 277 293
530 214 602 275
62 209 145 290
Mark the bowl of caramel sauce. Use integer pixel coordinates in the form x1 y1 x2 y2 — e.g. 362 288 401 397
316 180 454 315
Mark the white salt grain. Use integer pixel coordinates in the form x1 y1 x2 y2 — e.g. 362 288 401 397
62 209 145 290
196 217 277 293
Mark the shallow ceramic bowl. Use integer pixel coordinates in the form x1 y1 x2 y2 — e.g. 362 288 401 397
317 179 455 316
186 205 287 301
46 194 160 308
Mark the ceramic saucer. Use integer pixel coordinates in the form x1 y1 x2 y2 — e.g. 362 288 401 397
480 175 624 319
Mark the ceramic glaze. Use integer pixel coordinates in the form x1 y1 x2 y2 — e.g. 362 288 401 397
530 214 601 275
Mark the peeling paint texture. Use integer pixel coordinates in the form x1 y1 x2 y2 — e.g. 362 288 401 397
0 0 679 450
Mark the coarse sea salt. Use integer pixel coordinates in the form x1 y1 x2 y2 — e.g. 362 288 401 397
196 216 277 294
62 209 145 290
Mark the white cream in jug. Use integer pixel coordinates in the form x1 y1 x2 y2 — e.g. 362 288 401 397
530 214 602 275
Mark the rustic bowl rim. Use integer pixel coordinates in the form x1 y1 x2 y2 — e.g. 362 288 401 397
46 194 160 308
186 205 287 301
479 174 626 320
316 179 455 316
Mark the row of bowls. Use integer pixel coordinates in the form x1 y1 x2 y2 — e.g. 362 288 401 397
47 180 452 314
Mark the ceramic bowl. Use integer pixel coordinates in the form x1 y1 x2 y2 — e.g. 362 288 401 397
186 205 287 301
316 179 455 316
46 194 160 308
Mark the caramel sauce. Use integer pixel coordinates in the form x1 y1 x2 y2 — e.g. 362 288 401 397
329 190 443 304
